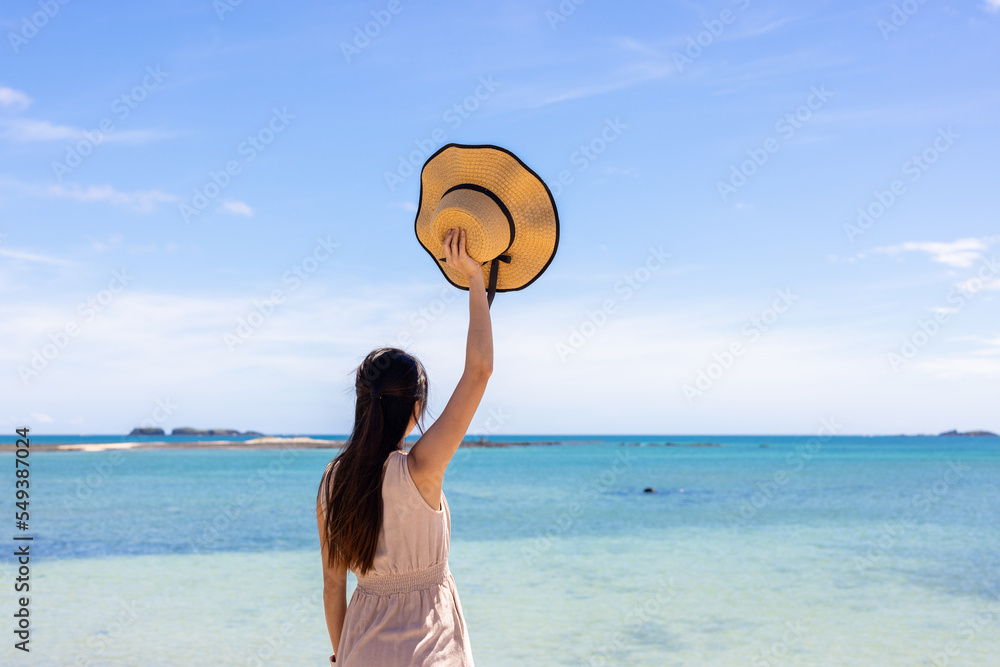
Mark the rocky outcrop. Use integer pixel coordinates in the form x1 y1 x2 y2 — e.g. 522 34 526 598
128 427 165 436
939 430 998 437
171 427 253 436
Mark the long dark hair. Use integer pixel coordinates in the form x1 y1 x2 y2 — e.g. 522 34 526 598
318 347 428 575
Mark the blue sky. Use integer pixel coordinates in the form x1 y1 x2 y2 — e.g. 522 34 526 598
2 0 998 435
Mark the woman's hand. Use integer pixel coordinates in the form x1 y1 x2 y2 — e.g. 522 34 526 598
442 228 482 280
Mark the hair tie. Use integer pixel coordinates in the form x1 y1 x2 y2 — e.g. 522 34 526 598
371 389 382 400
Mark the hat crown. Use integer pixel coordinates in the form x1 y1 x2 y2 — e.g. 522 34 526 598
430 185 512 263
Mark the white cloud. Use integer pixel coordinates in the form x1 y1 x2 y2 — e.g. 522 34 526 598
30 412 54 424
501 61 671 111
0 87 32 111
0 118 169 143
956 276 1000 293
915 357 1000 378
388 201 418 212
220 200 254 216
986 0 1000 12
90 233 124 253
873 237 990 268
975 337 1000 355
0 247 77 266
0 118 78 141
0 178 178 213
47 183 178 212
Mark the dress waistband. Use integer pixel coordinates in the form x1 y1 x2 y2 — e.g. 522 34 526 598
355 561 450 596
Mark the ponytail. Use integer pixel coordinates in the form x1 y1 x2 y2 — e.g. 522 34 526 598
319 348 428 575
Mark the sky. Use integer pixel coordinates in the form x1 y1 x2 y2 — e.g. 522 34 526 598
1 0 998 436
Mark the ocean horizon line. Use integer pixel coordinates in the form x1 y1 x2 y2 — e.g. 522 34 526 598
3 431 997 441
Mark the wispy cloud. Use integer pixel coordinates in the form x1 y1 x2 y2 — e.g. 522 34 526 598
0 87 31 111
0 247 77 266
0 178 179 213
915 357 1000 378
220 200 254 216
0 118 170 143
872 237 991 268
501 57 672 111
986 0 1000 13
956 275 1000 293
90 234 124 253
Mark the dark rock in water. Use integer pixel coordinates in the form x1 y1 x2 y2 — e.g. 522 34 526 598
643 487 656 493
128 427 164 436
242 431 264 437
938 430 998 437
759 444 769 448
171 427 243 436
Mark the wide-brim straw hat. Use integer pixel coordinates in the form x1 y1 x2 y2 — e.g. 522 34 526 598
414 144 559 308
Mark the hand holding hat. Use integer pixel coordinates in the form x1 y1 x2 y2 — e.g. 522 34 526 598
441 228 482 280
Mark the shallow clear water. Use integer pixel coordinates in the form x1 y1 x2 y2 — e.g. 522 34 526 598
2 435 999 665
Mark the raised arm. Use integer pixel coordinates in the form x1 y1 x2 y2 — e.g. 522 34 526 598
408 228 493 507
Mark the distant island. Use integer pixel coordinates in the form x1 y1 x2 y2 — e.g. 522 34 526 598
171 427 264 436
938 430 998 437
622 441 723 447
128 427 165 436
127 427 264 437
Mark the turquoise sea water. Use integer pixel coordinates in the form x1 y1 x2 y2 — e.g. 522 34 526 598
2 435 999 665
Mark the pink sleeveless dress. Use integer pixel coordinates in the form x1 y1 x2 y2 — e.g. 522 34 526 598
321 449 474 666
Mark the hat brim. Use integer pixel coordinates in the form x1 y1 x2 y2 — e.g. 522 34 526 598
414 143 559 294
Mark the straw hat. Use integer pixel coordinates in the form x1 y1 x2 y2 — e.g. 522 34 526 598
414 144 559 308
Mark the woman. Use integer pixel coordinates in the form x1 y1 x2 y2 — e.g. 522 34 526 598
317 227 491 666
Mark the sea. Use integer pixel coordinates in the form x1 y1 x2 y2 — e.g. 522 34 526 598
1 434 998 666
